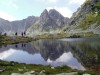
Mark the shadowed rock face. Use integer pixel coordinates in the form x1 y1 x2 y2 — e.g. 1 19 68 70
26 9 69 36
49 9 65 27
39 9 58 31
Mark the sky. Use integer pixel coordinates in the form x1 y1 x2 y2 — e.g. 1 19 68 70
0 0 86 21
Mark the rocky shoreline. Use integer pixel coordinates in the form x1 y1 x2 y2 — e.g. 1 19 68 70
0 60 98 75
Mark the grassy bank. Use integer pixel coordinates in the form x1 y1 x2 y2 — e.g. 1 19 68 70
0 60 76 75
0 36 33 45
0 32 99 45
34 32 100 40
0 60 99 75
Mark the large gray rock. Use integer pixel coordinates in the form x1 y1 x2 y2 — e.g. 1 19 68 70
11 71 35 75
26 9 69 37
56 72 77 75
49 9 65 27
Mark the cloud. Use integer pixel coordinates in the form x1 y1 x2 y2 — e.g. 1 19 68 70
12 4 19 9
0 11 16 21
68 0 86 5
9 0 19 9
48 0 57 3
47 7 73 18
40 0 57 3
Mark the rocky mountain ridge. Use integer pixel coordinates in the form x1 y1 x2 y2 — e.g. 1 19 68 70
0 9 69 36
0 0 100 37
26 9 68 36
0 16 38 36
64 0 100 36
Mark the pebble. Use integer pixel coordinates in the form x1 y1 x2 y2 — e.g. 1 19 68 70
56 72 77 75
51 67 55 69
10 61 15 66
18 68 23 71
11 72 35 75
83 74 91 75
0 69 5 72
0 69 4 72
30 70 35 74
40 70 45 74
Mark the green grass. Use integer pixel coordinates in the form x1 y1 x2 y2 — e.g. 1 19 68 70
75 70 99 75
93 2 100 12
0 36 33 45
76 1 100 30
77 13 100 30
0 61 75 75
0 60 99 75
0 31 99 46
94 2 100 7
76 32 99 37
34 33 69 40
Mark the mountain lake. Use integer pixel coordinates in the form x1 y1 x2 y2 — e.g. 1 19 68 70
0 37 100 71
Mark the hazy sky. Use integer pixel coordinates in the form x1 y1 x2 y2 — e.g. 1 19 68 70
0 0 86 21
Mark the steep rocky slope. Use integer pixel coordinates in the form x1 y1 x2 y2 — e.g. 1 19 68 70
64 0 100 35
0 16 38 36
0 0 99 37
26 9 68 36
0 9 69 37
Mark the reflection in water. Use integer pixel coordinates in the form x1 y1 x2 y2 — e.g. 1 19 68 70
15 44 18 48
47 52 85 70
0 48 47 65
62 38 100 72
0 38 100 71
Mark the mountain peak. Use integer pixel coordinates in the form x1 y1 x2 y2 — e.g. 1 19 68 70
49 9 59 14
43 9 48 13
48 9 65 27
40 9 48 17
40 9 50 22
49 9 64 20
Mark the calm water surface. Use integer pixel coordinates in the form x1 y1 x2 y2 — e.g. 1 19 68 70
0 38 100 70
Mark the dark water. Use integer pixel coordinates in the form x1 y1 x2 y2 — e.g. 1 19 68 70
0 38 100 70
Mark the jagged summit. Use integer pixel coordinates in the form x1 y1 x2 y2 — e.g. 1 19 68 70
40 9 49 18
49 9 64 19
48 9 66 27
40 9 50 22
26 9 69 36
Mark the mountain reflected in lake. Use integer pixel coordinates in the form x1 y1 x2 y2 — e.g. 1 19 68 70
0 38 100 71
